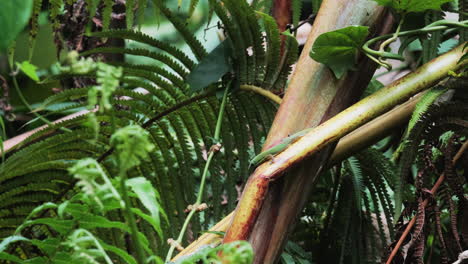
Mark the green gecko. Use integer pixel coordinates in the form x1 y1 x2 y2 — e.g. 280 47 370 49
249 128 313 169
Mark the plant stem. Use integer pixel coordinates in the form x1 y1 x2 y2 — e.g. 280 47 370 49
240 85 282 104
119 170 147 264
7 45 71 133
165 86 230 262
376 16 405 69
172 89 424 261
363 20 468 67
223 43 466 243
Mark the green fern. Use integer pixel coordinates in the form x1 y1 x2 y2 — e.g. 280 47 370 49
422 10 444 63
344 157 363 216
49 0 63 31
258 12 281 89
84 0 99 33
152 0 207 61
102 0 114 31
394 101 468 222
461 0 468 42
0 0 299 259
126 0 135 28
29 0 43 61
393 85 448 160
292 0 302 28
188 0 200 18
136 0 148 28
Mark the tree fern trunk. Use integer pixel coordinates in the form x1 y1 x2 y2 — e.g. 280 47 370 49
224 0 394 262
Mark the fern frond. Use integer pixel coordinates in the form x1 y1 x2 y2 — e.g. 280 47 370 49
356 149 395 238
460 0 468 42
40 87 89 109
84 0 101 32
0 92 277 248
152 0 207 61
362 191 377 259
102 0 113 31
80 47 189 77
136 0 148 28
224 0 256 84
273 33 298 91
366 181 388 245
126 0 135 28
188 0 200 18
29 0 43 60
84 0 99 23
49 0 63 31
241 2 266 85
292 0 302 28
213 2 248 84
88 30 195 69
1 1 287 256
422 11 444 63
394 102 468 221
111 62 185 88
345 157 363 215
252 0 273 13
258 12 281 90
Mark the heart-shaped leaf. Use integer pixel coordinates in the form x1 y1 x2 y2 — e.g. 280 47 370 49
310 26 369 79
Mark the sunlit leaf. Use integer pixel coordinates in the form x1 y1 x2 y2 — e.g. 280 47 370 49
17 61 40 82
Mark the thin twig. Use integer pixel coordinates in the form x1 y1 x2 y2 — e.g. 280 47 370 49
165 86 230 262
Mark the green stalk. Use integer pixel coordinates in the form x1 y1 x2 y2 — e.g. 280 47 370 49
376 16 405 69
165 86 230 262
363 20 468 66
119 169 146 264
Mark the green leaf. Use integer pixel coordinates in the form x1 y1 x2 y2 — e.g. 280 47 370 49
281 252 295 264
23 257 48 264
186 40 232 92
100 240 137 264
18 218 74 235
0 236 29 252
25 202 58 221
372 0 453 13
310 26 369 79
0 0 34 52
0 252 24 262
17 61 40 82
131 208 164 240
126 177 166 238
30 238 62 256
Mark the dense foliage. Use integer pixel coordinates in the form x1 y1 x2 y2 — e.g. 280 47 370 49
0 0 467 263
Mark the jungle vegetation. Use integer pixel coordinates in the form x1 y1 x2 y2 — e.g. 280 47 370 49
0 0 467 263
